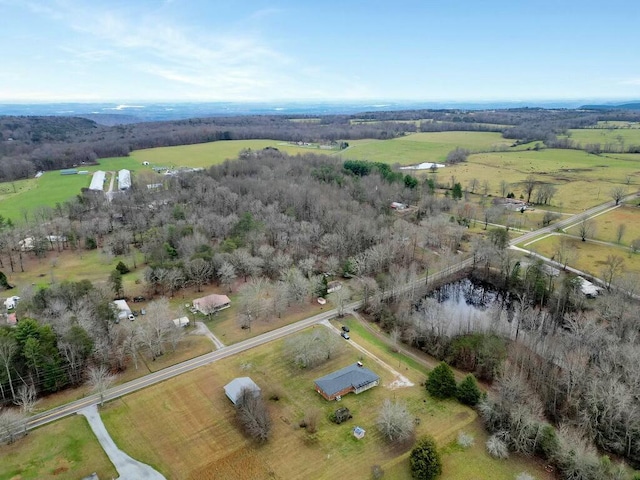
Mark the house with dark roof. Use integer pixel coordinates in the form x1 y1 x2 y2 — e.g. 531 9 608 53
314 363 380 401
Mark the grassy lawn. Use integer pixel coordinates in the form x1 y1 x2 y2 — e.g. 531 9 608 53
3 248 146 297
96 325 555 480
523 234 640 277
0 414 117 480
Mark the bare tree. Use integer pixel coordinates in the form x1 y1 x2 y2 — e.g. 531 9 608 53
577 217 595 242
14 383 38 414
236 388 271 442
500 179 510 198
137 297 174 360
329 285 351 317
616 223 626 244
186 258 212 292
86 365 116 407
377 399 414 443
610 186 627 205
481 179 491 196
467 178 479 194
601 255 624 290
285 328 342 368
0 408 27 444
554 236 578 270
218 261 236 293
0 335 17 400
522 175 537 204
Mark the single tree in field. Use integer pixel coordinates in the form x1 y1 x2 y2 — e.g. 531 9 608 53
410 436 442 480
500 179 510 198
87 365 116 407
616 223 626 244
377 399 414 443
467 178 479 194
610 186 626 205
522 175 537 204
109 269 123 297
578 217 595 242
456 374 482 406
426 362 457 399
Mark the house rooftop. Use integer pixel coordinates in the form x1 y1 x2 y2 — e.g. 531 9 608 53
314 363 379 398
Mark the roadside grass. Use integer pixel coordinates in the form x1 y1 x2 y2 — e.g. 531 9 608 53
205 296 327 345
97 325 555 480
0 414 117 480
33 335 213 412
523 234 640 276
564 205 640 247
130 139 311 169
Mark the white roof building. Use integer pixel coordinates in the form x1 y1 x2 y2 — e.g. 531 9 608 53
113 299 132 320
89 170 106 191
172 317 190 328
4 296 20 310
118 169 131 190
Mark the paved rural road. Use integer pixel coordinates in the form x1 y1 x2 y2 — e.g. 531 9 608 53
23 191 639 432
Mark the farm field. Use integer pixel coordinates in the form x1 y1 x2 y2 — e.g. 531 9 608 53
563 205 640 246
97 325 554 480
522 234 640 277
0 414 117 480
130 139 311 168
566 125 640 146
436 148 640 212
339 131 516 165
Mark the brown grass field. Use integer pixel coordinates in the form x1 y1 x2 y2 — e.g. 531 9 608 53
564 204 640 246
0 415 117 480
97 325 554 480
523 234 640 277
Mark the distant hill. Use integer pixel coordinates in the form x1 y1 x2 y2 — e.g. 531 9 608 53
580 102 640 110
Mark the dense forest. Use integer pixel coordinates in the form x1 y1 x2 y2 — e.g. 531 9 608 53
3 107 640 181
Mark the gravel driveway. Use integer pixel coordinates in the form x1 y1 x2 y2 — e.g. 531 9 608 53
79 405 166 480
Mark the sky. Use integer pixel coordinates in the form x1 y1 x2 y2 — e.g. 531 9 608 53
1 0 639 103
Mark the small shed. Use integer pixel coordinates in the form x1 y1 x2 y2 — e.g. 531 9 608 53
353 426 366 439
113 299 132 321
327 281 342 294
172 316 190 328
224 377 261 405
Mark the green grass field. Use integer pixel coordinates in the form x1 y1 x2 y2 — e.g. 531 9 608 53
130 139 312 168
339 131 516 165
564 205 640 246
0 415 117 480
95 325 554 480
566 125 640 147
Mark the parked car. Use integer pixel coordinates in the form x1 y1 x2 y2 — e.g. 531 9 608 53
341 325 350 332
340 332 350 340
128 314 135 321
133 296 146 303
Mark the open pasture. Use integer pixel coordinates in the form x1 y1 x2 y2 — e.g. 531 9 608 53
98 325 554 480
0 415 117 480
567 125 640 146
339 131 515 165
564 205 640 246
523 234 640 277
130 139 311 169
436 148 640 212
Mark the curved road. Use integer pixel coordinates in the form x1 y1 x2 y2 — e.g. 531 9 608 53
20 191 639 432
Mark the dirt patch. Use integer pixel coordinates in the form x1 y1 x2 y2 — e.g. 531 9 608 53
189 448 273 480
455 411 471 422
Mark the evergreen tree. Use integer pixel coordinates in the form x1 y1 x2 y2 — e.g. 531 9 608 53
456 374 481 406
410 436 442 480
426 362 457 399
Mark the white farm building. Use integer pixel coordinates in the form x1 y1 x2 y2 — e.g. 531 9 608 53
89 170 106 191
118 169 131 190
